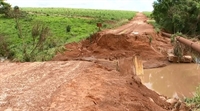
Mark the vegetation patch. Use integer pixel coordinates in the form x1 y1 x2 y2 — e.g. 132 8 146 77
185 85 200 111
142 11 152 18
152 0 200 37
0 3 136 61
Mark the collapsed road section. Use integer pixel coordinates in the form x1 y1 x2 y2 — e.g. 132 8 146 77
0 60 190 111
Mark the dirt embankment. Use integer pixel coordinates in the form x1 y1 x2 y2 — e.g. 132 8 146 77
0 13 190 111
53 13 172 69
0 61 190 111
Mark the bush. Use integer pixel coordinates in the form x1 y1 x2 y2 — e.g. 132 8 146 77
11 18 61 62
0 0 11 16
0 4 27 18
66 25 71 33
0 34 13 58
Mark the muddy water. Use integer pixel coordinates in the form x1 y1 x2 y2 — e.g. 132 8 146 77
141 63 200 100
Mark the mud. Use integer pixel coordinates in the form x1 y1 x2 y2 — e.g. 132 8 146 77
142 63 200 100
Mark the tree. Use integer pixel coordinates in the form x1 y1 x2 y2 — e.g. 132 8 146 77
152 0 200 36
0 0 11 16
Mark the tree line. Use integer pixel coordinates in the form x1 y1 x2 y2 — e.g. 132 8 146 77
152 0 200 37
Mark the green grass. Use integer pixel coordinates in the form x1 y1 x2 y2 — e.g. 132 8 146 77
1 8 137 43
185 85 200 110
0 8 137 61
143 11 152 18
22 8 136 21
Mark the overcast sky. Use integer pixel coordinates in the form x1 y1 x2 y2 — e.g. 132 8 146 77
6 0 154 11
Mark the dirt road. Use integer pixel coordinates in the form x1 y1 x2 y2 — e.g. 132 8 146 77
0 61 92 110
0 13 190 111
104 13 154 35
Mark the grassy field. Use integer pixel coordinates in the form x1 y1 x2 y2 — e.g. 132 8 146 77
0 8 137 61
22 8 136 21
1 8 137 43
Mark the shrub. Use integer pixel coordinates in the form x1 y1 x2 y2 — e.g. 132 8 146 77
0 34 13 58
66 25 71 32
12 18 60 62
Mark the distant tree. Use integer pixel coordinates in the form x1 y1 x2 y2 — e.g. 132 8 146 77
0 0 24 18
0 0 11 16
14 6 19 12
152 0 200 36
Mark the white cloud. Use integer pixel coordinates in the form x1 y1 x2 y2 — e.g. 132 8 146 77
6 0 154 11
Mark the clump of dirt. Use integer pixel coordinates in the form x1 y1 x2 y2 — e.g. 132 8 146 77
93 34 133 50
50 63 172 111
53 32 172 69
49 59 190 111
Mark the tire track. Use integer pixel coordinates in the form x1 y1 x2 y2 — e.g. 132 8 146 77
104 12 154 35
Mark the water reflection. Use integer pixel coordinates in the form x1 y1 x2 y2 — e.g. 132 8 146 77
141 63 200 99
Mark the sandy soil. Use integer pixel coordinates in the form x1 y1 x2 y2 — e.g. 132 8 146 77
0 13 190 111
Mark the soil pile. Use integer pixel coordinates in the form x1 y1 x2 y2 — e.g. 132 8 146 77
53 13 172 68
53 32 172 68
0 61 190 111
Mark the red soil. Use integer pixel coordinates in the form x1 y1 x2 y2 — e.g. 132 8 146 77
53 13 172 69
0 13 190 111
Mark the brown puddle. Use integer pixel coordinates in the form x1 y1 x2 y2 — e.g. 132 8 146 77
141 63 200 100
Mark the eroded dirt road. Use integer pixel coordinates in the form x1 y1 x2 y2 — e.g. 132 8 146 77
53 13 172 69
0 61 188 111
0 13 190 111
